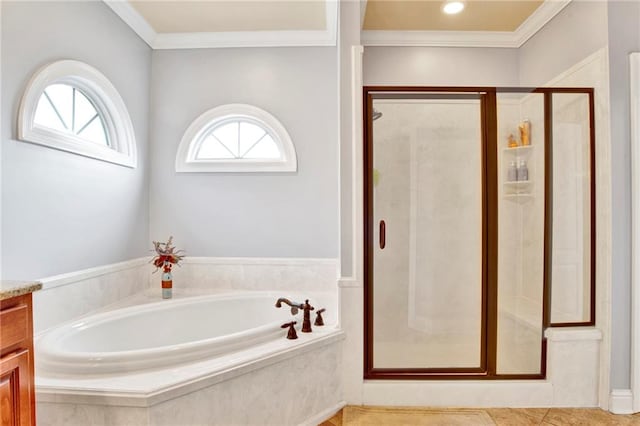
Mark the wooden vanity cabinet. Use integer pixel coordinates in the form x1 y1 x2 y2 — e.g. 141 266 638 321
0 294 36 426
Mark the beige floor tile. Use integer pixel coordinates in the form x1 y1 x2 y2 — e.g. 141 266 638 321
319 410 343 426
543 408 639 425
320 407 640 426
486 408 549 425
342 406 495 425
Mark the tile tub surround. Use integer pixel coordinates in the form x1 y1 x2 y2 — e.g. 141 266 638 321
36 332 345 426
0 280 42 300
32 258 152 334
165 257 339 293
33 256 338 336
34 257 343 425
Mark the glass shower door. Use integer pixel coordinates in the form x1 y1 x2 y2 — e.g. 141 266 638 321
369 96 486 372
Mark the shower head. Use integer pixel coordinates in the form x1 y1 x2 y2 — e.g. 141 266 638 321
372 109 383 121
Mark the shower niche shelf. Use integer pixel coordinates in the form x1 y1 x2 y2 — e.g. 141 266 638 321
502 146 534 202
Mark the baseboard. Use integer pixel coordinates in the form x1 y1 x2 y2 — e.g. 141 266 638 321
609 389 634 414
299 401 346 426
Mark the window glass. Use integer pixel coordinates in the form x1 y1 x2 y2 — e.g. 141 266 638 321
176 104 297 173
195 119 279 160
34 84 109 146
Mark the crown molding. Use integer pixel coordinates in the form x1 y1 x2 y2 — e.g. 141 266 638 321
104 0 337 49
512 0 571 46
104 0 156 47
361 0 571 48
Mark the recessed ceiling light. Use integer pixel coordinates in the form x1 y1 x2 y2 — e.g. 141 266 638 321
442 1 465 15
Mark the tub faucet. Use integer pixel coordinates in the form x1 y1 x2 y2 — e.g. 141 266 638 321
275 298 314 332
275 298 303 315
299 300 314 333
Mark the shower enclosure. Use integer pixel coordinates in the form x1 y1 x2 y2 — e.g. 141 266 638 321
364 87 595 380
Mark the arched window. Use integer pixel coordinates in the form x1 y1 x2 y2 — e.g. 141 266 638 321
18 60 137 168
175 104 297 173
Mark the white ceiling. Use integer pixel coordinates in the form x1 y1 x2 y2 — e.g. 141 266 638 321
363 0 544 32
129 1 327 33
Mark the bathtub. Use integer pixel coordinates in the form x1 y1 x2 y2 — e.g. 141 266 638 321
36 292 309 375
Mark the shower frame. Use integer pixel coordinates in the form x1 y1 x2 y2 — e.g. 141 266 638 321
363 86 596 380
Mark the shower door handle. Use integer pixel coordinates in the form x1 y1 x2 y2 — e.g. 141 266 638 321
379 220 386 249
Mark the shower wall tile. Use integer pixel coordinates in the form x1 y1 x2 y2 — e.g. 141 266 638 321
371 101 484 368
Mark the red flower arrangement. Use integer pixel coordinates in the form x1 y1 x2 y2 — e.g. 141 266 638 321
151 236 184 271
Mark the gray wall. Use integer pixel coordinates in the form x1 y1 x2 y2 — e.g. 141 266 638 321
1 1 151 279
149 48 339 258
518 0 609 86
364 47 520 86
606 0 640 389
520 0 638 391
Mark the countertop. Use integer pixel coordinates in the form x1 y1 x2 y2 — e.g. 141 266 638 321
0 280 43 301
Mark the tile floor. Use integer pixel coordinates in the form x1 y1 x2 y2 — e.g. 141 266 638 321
319 406 640 425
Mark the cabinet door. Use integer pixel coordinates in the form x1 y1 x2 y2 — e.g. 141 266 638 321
0 350 33 426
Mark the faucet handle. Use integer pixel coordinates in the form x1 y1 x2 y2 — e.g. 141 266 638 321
314 308 326 326
281 321 298 340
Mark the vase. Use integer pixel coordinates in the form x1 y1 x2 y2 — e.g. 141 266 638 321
161 262 173 299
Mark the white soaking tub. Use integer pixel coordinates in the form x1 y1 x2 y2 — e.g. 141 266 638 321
36 292 304 375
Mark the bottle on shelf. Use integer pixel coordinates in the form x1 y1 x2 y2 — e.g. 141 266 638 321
516 159 529 181
507 160 518 182
519 120 531 146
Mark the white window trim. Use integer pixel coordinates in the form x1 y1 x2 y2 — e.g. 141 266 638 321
175 104 297 173
18 60 137 168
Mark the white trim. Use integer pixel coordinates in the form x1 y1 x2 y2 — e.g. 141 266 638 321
153 29 335 50
37 257 150 291
630 52 640 413
17 60 137 168
103 0 156 48
544 327 602 342
361 0 570 48
363 380 554 407
298 401 346 426
104 0 337 49
338 277 360 288
609 390 634 414
175 104 297 173
351 45 364 286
